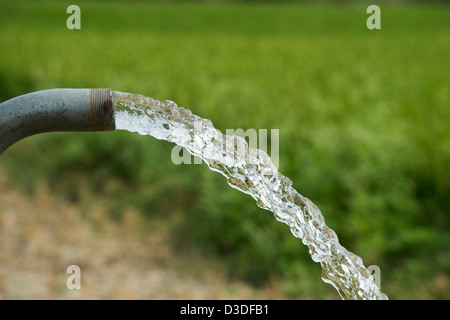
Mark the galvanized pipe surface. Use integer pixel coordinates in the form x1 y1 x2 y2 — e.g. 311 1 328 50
0 88 115 155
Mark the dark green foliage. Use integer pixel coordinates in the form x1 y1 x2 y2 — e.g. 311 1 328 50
1 1 448 299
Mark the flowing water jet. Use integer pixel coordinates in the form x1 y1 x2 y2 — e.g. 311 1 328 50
112 91 388 300
0 88 388 300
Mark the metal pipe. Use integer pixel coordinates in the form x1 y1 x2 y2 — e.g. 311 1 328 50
0 88 115 155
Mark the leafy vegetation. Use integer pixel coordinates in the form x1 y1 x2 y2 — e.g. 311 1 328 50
0 1 449 299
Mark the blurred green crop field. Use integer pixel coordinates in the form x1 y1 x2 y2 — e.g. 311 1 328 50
0 1 449 299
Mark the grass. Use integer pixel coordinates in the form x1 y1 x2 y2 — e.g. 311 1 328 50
0 170 288 299
0 1 449 299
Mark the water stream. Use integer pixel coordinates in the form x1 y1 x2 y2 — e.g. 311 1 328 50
112 91 388 300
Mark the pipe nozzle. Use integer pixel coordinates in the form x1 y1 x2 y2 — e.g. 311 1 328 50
89 88 115 131
0 88 115 155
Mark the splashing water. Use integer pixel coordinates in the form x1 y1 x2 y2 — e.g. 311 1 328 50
112 91 388 300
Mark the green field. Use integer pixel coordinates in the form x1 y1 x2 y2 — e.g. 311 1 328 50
0 1 449 299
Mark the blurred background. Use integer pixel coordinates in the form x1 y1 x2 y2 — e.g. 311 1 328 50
0 0 448 299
